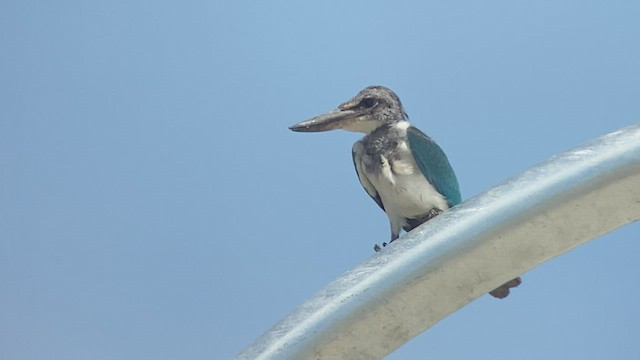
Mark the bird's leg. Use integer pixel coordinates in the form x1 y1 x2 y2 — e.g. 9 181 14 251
374 209 446 252
374 233 396 252
402 208 444 234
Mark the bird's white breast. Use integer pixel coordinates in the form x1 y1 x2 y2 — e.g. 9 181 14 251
353 122 450 236
365 142 449 221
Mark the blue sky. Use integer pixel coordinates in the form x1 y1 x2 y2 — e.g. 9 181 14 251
2 1 639 359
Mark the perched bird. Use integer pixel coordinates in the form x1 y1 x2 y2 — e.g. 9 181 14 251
289 86 520 299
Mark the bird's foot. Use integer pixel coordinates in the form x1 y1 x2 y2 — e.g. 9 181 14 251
489 277 522 299
373 242 388 252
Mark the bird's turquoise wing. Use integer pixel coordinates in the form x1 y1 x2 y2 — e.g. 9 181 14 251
406 126 461 206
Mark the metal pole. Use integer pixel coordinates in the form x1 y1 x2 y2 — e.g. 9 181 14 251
236 125 640 360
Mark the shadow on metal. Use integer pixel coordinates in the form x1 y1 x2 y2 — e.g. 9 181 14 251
237 125 640 360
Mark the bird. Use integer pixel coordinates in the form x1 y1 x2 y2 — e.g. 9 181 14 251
289 85 521 299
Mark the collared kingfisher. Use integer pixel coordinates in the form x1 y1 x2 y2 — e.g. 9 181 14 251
289 86 520 299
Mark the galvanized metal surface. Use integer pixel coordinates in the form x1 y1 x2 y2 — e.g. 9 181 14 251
236 125 640 360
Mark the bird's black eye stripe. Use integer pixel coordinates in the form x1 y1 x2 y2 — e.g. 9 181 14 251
361 98 377 108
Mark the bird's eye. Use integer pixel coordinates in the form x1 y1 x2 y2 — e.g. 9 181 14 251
361 98 377 108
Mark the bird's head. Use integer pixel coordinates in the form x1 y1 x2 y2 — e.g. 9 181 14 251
289 86 408 134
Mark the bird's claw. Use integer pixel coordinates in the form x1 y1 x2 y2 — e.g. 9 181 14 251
373 242 389 252
489 277 522 299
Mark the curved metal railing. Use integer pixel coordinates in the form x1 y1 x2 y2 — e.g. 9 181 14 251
236 125 640 360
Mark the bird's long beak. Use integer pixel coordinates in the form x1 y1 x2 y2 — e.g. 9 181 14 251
289 108 358 132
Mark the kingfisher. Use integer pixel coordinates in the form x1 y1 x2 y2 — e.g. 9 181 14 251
289 86 521 299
